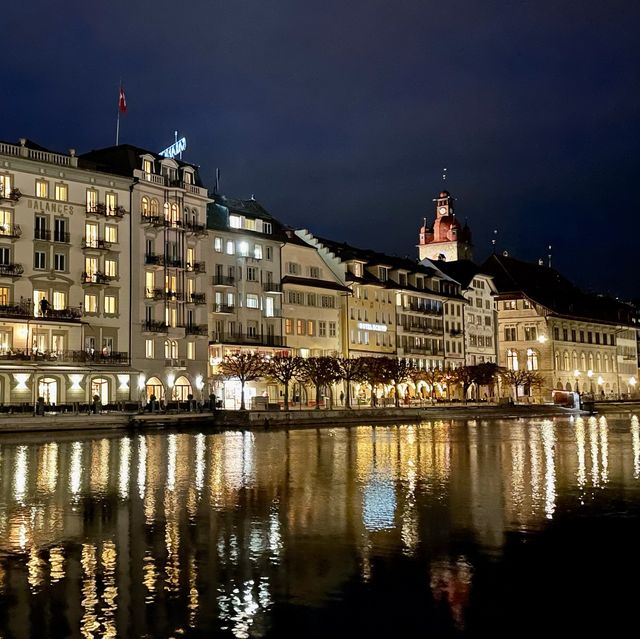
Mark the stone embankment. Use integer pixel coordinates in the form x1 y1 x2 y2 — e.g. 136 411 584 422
0 402 603 435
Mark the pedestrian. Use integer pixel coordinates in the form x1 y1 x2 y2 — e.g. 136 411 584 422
339 390 345 406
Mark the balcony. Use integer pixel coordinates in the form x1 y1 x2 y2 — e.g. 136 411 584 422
185 221 207 236
402 345 445 356
81 271 114 285
82 238 111 250
188 292 206 305
0 224 22 239
0 185 23 202
185 324 208 336
0 264 24 278
34 229 51 241
212 275 235 287
0 301 81 322
150 288 184 301
145 253 166 267
0 350 129 364
141 320 169 333
213 304 235 314
398 324 442 335
187 261 206 274
141 214 167 227
87 203 126 218
54 231 71 243
406 302 442 316
262 282 282 293
210 331 287 348
166 258 185 269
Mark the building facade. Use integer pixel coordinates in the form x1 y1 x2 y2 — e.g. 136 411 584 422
0 138 134 407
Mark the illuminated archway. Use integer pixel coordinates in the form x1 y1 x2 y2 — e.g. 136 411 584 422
91 377 110 405
174 375 192 401
146 376 165 401
38 377 58 405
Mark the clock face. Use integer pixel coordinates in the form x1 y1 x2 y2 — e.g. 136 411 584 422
438 206 447 215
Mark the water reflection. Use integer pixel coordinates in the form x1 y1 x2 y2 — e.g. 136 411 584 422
0 415 639 637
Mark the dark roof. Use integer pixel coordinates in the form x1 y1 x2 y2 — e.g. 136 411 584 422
433 259 484 288
281 276 351 293
79 144 205 186
482 253 635 325
0 138 59 153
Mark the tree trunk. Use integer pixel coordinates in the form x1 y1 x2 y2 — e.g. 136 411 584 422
283 381 289 411
395 384 400 408
240 381 246 410
315 383 321 409
346 380 352 409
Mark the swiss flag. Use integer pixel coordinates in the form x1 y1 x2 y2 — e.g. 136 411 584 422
118 85 127 113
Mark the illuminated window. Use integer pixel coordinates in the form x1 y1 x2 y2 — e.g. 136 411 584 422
214 237 223 252
104 295 116 314
141 196 150 214
285 318 293 334
105 225 117 243
150 199 159 215
53 291 66 310
507 348 519 370
143 159 153 174
145 339 154 358
86 189 98 212
187 341 195 360
0 209 13 236
307 320 315 336
226 240 234 255
0 286 9 305
0 174 12 197
35 180 49 198
105 260 117 278
84 293 98 313
246 294 259 309
106 192 117 213
296 319 305 335
254 243 263 259
526 348 539 370
54 183 68 202
229 214 241 229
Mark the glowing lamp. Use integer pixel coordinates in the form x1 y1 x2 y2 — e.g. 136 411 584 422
118 374 130 391
587 370 593 378
68 374 83 390
137 374 146 391
14 373 30 390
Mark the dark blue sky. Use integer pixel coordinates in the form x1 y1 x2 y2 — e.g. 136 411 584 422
3 1 639 298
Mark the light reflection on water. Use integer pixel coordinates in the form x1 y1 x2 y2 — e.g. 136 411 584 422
0 415 639 637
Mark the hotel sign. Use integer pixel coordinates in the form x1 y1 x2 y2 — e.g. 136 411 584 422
160 137 187 159
26 199 75 214
358 322 388 333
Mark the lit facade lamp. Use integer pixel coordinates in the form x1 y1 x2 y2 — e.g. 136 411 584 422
537 335 548 344
630 377 637 395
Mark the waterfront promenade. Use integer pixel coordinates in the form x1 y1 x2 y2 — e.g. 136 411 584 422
0 401 631 434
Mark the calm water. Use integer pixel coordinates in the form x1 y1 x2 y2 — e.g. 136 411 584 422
1 415 640 637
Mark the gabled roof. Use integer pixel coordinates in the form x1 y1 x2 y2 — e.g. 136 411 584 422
432 259 486 288
482 253 635 325
281 276 351 293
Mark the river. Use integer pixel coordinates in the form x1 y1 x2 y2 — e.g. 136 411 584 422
1 414 639 637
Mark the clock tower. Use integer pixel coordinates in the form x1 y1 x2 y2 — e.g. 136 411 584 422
417 190 473 262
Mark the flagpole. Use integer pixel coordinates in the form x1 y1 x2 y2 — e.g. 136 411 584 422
116 110 120 146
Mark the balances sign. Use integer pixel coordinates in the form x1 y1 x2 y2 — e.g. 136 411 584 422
159 136 187 159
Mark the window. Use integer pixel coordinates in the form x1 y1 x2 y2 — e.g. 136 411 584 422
86 189 98 212
238 241 249 256
247 267 258 281
85 256 98 277
476 298 483 308
226 240 234 255
54 253 65 271
254 244 263 259
524 326 537 341
321 295 335 308
287 262 301 275
246 294 259 309
587 331 593 344
214 237 223 252
52 291 66 310
285 318 293 335
229 214 242 229
329 322 336 337
469 334 477 346
105 225 117 244
84 293 98 313
307 320 315 336
296 319 305 335
379 267 388 282
484 315 491 326
187 341 195 360
266 246 273 260
563 328 569 341
54 183 68 202
319 321 327 337
145 339 155 358
507 348 519 370
263 222 272 234
105 192 117 213
0 286 9 305
504 300 517 310
105 260 117 278
485 337 493 348
309 266 320 278
0 174 12 198
143 159 153 174
504 326 517 341
104 295 116 314
0 209 13 236
34 251 46 269
485 300 491 309
307 293 316 306
34 215 47 240
36 180 49 198
286 291 304 305
579 330 585 343
527 348 539 370
523 299 532 309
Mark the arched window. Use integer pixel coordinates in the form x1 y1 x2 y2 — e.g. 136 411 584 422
173 375 192 402
572 351 578 370
38 377 58 405
554 351 559 371
141 196 149 214
580 352 587 371
150 199 159 215
604 354 610 372
146 376 164 401
507 348 519 370
91 377 109 405
164 340 178 359
588 353 594 371
170 203 179 224
596 353 602 372
527 348 539 370
563 351 570 371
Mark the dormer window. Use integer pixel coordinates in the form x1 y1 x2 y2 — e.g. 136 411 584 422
379 266 388 282
229 214 242 229
183 170 193 184
353 263 363 277
143 158 153 174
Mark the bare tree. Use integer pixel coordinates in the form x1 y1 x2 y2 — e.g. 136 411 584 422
386 358 414 407
360 357 395 407
219 352 267 410
453 366 476 402
335 357 366 408
421 368 443 402
473 362 501 400
500 368 545 403
299 356 341 409
265 355 304 410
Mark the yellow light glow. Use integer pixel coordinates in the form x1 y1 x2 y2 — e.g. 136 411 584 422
18 325 29 339
597 376 604 386
537 335 548 343
138 374 146 391
195 374 204 390
14 373 30 390
167 373 175 388
574 369 580 378
69 374 83 391
118 374 130 391
630 377 637 387
587 369 593 378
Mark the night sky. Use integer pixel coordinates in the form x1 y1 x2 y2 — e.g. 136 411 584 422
3 1 639 298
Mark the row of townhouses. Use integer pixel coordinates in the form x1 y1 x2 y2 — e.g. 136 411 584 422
0 138 636 409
